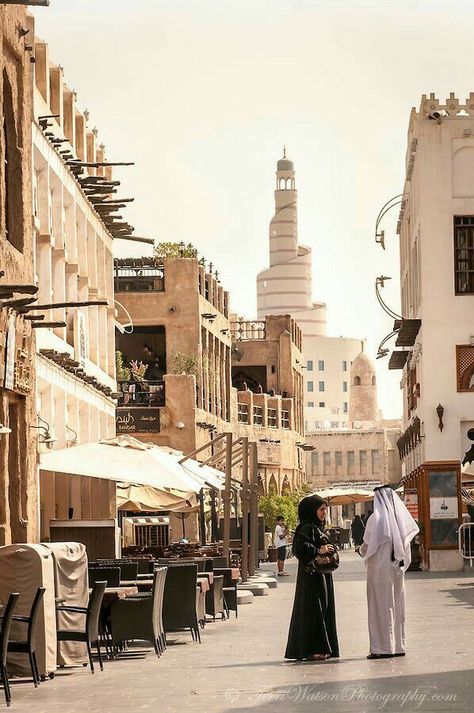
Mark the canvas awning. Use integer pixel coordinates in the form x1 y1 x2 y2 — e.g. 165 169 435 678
39 435 206 494
312 488 375 505
462 461 474 482
116 484 198 512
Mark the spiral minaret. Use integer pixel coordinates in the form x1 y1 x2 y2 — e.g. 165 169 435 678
256 151 327 336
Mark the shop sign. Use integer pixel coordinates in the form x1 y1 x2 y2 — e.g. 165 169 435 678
404 489 418 520
429 497 458 520
116 407 160 434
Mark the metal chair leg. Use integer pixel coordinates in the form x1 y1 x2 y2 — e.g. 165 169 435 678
1 664 11 707
28 651 38 687
86 641 95 673
32 651 41 684
95 641 103 672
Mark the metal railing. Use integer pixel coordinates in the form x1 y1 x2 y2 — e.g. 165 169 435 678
458 522 474 565
114 262 165 293
231 320 266 341
118 380 165 407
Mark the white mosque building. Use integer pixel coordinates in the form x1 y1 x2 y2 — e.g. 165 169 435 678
257 152 365 431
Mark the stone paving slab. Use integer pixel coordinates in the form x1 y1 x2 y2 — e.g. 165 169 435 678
9 551 474 712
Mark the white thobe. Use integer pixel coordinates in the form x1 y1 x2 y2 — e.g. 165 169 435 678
360 540 406 655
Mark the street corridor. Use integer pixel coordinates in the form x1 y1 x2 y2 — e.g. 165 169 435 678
11 551 474 713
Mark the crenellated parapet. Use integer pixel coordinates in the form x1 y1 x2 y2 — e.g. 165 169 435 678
417 92 474 118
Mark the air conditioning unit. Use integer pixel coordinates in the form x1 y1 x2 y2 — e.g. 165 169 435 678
123 516 170 548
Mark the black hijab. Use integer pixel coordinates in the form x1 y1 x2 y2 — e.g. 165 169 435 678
293 494 327 544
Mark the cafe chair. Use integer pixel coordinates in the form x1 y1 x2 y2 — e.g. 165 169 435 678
109 568 167 657
56 581 106 674
214 568 238 618
7 587 45 687
162 564 201 643
88 566 120 587
0 593 19 707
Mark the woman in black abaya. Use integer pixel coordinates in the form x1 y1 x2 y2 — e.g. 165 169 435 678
351 514 365 547
284 494 339 661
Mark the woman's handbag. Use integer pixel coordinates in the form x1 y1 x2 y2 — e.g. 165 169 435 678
304 532 340 574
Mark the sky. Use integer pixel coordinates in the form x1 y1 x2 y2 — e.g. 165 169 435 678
32 0 474 419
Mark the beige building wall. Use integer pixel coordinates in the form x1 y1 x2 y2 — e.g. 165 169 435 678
392 94 474 570
31 36 118 540
305 425 401 491
115 259 306 499
0 7 38 544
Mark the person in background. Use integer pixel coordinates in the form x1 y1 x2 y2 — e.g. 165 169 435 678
274 515 289 576
146 357 164 382
285 495 339 661
360 513 367 525
351 514 365 548
359 486 419 659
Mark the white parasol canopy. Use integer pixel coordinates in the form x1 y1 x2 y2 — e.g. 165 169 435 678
39 435 205 493
312 487 375 505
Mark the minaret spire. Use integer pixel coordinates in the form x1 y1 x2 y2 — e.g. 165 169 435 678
283 144 286 158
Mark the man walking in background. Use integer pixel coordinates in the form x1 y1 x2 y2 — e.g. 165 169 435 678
274 515 289 576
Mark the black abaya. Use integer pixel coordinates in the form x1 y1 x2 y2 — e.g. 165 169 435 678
351 515 365 547
284 522 339 660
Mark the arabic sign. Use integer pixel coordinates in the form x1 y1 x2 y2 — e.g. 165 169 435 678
257 441 281 465
116 407 161 434
4 314 16 391
74 311 87 368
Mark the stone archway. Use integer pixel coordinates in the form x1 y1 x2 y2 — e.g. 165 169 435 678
268 474 278 495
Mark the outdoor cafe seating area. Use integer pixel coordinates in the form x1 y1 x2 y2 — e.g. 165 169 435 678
0 541 244 707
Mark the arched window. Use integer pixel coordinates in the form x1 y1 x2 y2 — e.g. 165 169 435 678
279 178 286 190
2 70 23 252
372 375 376 386
354 375 361 386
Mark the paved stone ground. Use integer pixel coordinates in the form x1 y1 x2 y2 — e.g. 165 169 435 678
9 551 474 712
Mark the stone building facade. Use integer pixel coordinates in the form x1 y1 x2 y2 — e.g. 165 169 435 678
387 93 474 570
306 349 401 516
0 7 38 544
31 36 118 540
114 257 305 494
231 314 305 493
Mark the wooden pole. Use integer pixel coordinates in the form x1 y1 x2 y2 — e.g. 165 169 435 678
222 432 233 562
249 442 259 575
198 488 206 546
240 437 249 583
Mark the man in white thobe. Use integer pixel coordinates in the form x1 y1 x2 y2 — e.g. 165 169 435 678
359 486 419 659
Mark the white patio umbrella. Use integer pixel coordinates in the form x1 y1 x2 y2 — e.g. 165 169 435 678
163 449 226 490
312 487 375 505
40 435 203 493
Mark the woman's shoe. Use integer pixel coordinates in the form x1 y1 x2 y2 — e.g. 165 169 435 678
308 654 328 661
367 653 393 659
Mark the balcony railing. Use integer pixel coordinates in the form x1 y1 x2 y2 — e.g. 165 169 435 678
118 380 165 407
231 320 266 341
114 259 165 293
